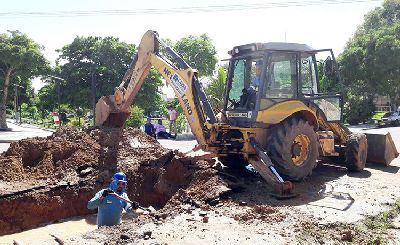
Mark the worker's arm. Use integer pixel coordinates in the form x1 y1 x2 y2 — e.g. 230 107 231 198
87 189 110 209
120 193 140 212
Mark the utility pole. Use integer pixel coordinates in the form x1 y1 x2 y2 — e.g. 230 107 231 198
81 58 98 126
47 75 65 112
13 84 24 124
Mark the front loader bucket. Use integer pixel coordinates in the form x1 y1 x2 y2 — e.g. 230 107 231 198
365 132 399 166
95 95 130 128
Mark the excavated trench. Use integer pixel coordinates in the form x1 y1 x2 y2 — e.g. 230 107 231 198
0 128 231 236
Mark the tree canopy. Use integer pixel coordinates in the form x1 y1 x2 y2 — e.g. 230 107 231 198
174 34 218 77
339 0 400 123
205 66 227 112
0 30 49 128
55 36 163 117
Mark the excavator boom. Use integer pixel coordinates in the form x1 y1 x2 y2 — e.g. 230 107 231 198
95 30 216 148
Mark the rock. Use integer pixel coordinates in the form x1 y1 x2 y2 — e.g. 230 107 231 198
144 231 152 238
192 200 201 208
78 167 94 177
160 213 168 219
239 201 247 206
120 233 130 240
199 211 207 217
208 198 220 206
340 230 352 242
203 216 209 223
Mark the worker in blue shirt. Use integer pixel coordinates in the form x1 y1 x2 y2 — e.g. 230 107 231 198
239 60 263 109
87 172 139 227
250 60 263 89
144 117 156 138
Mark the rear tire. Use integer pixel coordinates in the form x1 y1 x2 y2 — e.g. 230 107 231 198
345 133 367 172
266 117 319 181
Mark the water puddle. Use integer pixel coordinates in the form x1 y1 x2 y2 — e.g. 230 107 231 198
0 214 97 244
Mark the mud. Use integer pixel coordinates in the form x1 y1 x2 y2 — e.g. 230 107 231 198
0 127 230 236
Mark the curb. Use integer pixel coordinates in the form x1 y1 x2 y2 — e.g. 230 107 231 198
6 121 56 133
0 128 12 132
0 140 17 143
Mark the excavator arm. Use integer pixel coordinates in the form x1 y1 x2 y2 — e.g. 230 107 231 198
95 30 216 148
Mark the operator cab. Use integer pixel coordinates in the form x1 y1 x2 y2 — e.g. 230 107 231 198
223 42 342 127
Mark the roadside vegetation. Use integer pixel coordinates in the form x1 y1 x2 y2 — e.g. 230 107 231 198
296 199 400 244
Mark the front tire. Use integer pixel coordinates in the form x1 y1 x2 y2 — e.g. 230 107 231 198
345 133 367 172
266 117 319 181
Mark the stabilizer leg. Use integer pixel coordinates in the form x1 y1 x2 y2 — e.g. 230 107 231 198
249 137 297 199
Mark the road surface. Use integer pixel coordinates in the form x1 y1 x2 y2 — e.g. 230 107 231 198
0 120 53 153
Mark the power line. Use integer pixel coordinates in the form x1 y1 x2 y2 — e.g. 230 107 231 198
0 0 382 18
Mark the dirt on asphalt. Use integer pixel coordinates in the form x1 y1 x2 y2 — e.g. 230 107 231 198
0 127 400 244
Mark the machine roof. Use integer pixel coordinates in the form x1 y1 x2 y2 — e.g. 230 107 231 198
229 42 317 56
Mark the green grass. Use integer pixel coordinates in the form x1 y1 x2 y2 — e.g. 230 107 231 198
364 199 400 232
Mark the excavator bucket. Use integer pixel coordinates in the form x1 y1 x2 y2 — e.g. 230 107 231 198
364 132 399 166
95 95 130 127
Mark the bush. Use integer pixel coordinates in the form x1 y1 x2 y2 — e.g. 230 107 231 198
68 117 85 127
344 96 375 125
126 106 145 128
175 114 188 133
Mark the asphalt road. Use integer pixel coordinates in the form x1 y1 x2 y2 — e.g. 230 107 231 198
0 120 54 153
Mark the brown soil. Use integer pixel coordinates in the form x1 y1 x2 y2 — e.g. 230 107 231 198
0 127 230 235
1 126 399 244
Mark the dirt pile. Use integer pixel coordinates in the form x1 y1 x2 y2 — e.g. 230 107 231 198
233 205 285 223
0 127 231 235
0 127 99 185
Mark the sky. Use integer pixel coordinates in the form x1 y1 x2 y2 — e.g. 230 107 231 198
1 0 384 92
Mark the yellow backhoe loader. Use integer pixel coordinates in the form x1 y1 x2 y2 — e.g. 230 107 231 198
95 30 398 198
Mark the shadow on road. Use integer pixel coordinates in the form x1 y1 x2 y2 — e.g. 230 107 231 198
367 164 400 174
223 160 362 210
346 169 372 178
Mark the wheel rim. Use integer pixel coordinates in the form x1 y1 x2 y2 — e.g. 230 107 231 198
291 134 310 166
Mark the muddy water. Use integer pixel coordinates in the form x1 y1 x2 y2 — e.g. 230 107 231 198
0 214 97 244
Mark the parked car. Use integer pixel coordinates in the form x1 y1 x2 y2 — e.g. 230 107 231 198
377 111 400 127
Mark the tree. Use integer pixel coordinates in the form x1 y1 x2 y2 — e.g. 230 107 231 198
56 36 163 120
125 105 145 128
174 34 218 77
205 66 227 112
317 61 341 94
339 0 400 115
36 83 57 117
0 31 49 128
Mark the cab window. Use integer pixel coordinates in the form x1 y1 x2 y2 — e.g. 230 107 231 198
300 55 318 95
264 53 297 99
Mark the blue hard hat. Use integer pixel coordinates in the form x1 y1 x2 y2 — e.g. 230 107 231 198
112 172 127 182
